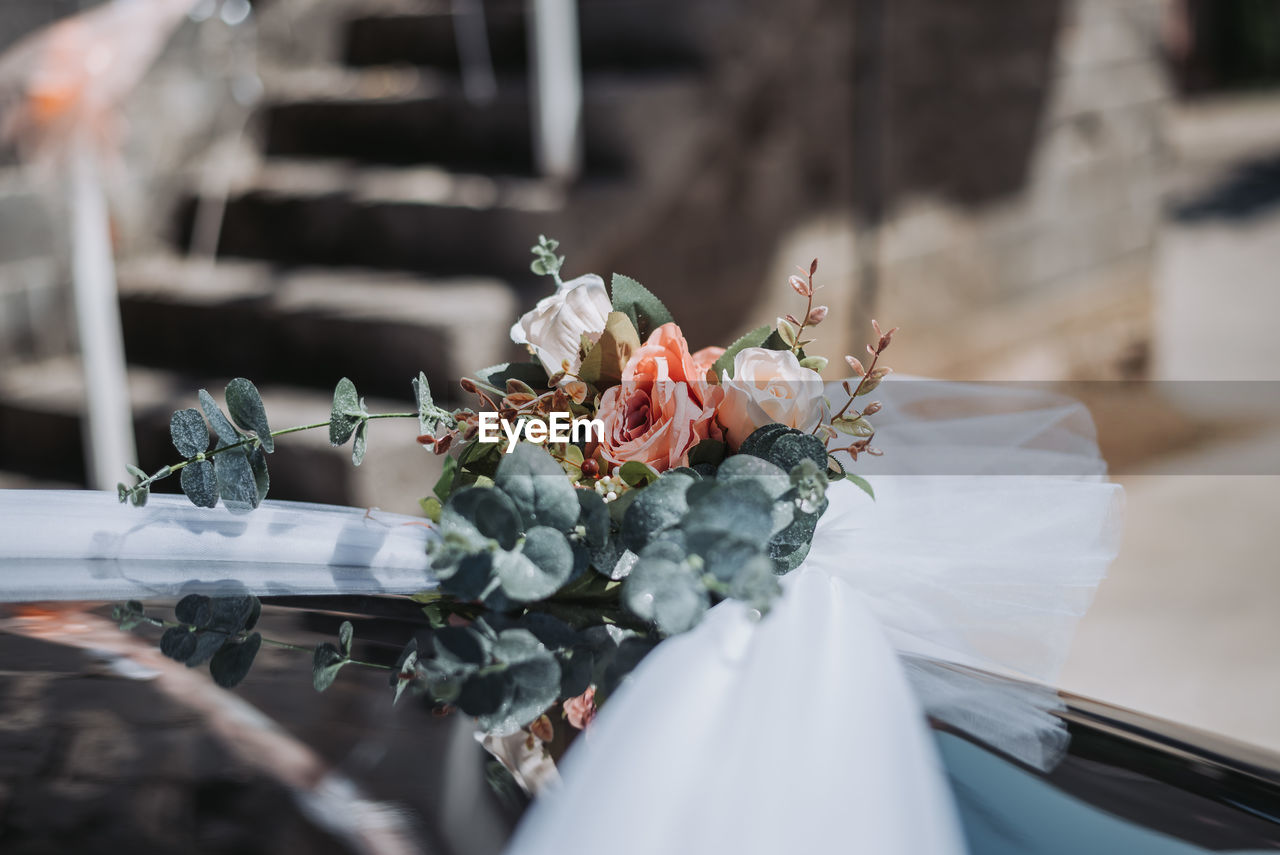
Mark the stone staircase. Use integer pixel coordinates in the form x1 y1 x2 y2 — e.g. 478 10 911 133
0 0 761 512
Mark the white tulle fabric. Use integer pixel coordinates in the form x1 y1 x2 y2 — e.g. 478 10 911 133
0 379 1123 855
0 491 433 600
507 379 1122 855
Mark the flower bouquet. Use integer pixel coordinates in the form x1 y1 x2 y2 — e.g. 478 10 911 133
112 236 896 792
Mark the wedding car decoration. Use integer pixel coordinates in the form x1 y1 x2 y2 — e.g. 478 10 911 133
112 236 895 787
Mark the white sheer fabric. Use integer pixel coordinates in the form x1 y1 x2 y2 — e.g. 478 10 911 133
0 379 1123 855
508 380 1122 854
0 491 433 600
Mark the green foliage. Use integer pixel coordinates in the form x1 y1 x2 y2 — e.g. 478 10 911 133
494 444 579 531
578 312 641 388
711 325 771 378
618 460 661 488
180 460 218 508
225 378 273 453
170 408 210 458
530 235 564 279
329 377 365 445
153 593 265 687
847 473 875 500
610 274 673 342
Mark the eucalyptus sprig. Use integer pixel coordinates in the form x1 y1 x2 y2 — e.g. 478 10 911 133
119 377 427 510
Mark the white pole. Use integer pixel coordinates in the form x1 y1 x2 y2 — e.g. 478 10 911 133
68 133 137 490
527 0 583 181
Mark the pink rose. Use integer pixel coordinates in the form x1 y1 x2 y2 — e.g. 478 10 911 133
690 346 725 381
597 323 722 472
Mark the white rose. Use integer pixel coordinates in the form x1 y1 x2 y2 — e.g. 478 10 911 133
718 347 826 448
510 274 613 376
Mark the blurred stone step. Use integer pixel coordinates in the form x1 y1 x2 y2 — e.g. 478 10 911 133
116 255 517 400
0 357 443 513
342 0 717 73
262 72 628 172
180 160 586 278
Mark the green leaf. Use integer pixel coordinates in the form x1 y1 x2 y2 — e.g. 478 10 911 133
175 594 212 625
225 379 273 453
687 439 726 468
475 361 550 393
622 556 708 636
832 415 875 438
338 620 354 658
419 496 443 522
180 460 218 508
210 633 261 688
776 319 799 348
611 274 673 341
248 445 270 504
434 455 459 503
798 355 828 373
766 432 828 474
847 474 875 500
618 460 661 488
447 486 523 550
711 325 771 379
329 378 364 446
213 444 261 512
412 371 435 435
620 472 694 553
159 627 197 662
391 640 419 704
198 389 241 446
496 528 574 602
494 444 579 531
208 595 258 634
578 311 641 388
576 489 610 548
170 408 210 459
313 642 347 692
351 420 368 466
715 454 790 500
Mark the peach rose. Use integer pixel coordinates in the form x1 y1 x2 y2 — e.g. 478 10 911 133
717 347 826 449
690 346 725 381
597 323 722 471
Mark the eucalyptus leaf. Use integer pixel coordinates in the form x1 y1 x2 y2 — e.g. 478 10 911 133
198 389 241 446
494 444 579 531
622 556 708 636
687 439 726 468
352 419 368 466
180 460 218 508
620 472 694 553
767 432 828 473
329 378 363 446
159 627 197 663
174 594 212 626
446 486 522 550
248 445 270 504
214 444 261 512
338 620 354 657
610 274 673 341
225 378 273 453
576 489 610 548
170 408 210 459
210 632 261 688
715 454 791 500
313 642 347 692
738 423 792 459
496 528 574 602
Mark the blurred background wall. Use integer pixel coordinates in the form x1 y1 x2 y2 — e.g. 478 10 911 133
0 0 1278 752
